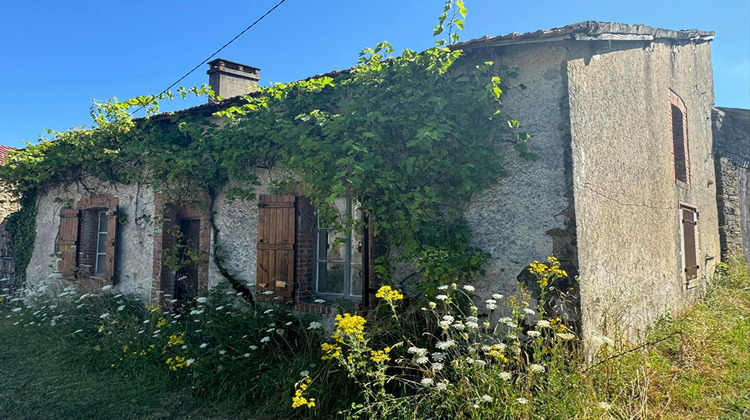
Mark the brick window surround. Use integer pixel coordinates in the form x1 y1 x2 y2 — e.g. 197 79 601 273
152 194 211 301
669 90 690 185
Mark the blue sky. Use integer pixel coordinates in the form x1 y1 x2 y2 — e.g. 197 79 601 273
0 0 747 148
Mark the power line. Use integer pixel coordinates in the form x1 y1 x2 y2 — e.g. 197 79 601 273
130 0 287 116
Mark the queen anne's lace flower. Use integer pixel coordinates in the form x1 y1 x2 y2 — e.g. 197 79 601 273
500 371 512 380
436 340 455 350
527 330 541 338
481 395 493 403
523 308 536 315
421 378 434 386
462 285 475 292
517 397 528 404
431 362 444 371
536 320 551 328
436 294 449 301
530 364 545 373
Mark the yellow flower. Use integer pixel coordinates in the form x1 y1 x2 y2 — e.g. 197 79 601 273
93 345 101 351
97 325 105 332
370 347 391 363
332 313 366 343
375 285 404 302
156 318 168 329
167 333 185 346
486 344 509 363
321 343 342 360
292 377 316 408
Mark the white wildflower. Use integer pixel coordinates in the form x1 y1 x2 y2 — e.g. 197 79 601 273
263 309 273 314
200 343 209 349
248 345 258 350
436 340 455 350
480 395 493 403
462 285 475 292
219 350 226 355
116 305 125 312
186 358 195 366
101 285 113 292
11 307 21 313
527 330 541 338
437 285 449 290
307 321 322 330
408 346 428 357
517 397 528 404
421 378 434 387
436 294 449 301
99 313 110 319
313 298 325 304
181 345 188 350
260 336 271 343
432 352 445 361
435 381 448 391
536 320 551 328
492 293 503 300
556 332 576 340
215 306 224 311
431 362 444 371
427 301 436 309
415 356 429 364
300 370 310 377
262 291 274 295
196 297 208 303
499 371 512 380
285 321 293 326
530 364 546 373
452 322 465 331
597 401 613 410
523 308 536 315
243 353 251 358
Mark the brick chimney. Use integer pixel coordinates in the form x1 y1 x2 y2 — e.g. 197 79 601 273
206 58 261 102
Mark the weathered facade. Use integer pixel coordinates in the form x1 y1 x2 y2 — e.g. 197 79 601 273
22 22 725 341
713 107 750 265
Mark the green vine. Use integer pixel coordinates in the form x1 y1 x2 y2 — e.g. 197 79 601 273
4 189 38 287
0 1 532 289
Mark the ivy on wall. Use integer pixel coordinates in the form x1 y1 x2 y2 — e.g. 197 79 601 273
4 189 38 286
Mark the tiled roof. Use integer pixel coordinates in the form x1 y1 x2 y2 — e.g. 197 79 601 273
0 145 19 165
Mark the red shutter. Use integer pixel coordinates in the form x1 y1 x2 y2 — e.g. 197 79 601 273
55 208 79 276
681 206 698 284
256 195 296 299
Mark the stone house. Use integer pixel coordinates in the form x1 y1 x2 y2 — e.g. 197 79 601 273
20 22 726 341
713 107 750 265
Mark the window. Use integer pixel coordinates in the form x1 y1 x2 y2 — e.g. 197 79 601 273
680 204 699 288
669 91 690 184
55 196 118 282
314 197 363 299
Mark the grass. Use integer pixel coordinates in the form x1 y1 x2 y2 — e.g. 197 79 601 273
0 256 748 419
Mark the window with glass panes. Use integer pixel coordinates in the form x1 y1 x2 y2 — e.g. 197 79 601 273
314 198 363 299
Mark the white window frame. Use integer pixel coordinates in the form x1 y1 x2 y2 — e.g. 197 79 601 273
314 198 363 300
94 210 108 275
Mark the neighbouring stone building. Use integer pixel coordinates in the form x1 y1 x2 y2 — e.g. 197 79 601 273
19 22 731 342
713 107 750 265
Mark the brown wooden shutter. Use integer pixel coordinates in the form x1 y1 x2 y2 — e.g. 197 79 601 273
55 208 79 276
681 206 698 283
105 207 118 283
256 195 296 299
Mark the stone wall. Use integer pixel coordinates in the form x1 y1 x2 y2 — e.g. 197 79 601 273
567 39 719 341
713 107 750 265
463 42 577 305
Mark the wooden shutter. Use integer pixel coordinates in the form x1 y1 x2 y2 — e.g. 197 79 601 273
105 207 118 283
681 206 698 283
55 208 79 276
256 195 296 299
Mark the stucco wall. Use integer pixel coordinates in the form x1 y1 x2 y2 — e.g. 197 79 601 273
208 169 279 289
27 180 156 300
464 43 576 301
567 39 719 341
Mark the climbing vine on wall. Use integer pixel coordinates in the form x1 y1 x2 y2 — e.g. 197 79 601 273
4 189 38 286
0 1 532 286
